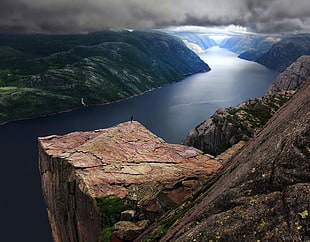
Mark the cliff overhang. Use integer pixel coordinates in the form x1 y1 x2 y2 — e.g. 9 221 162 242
38 121 224 241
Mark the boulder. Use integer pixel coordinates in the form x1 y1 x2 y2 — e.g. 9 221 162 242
120 210 136 221
113 220 149 241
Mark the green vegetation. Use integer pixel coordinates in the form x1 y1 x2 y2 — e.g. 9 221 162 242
143 203 192 242
200 92 294 155
143 225 168 242
298 210 308 219
0 30 209 124
95 196 128 226
0 86 17 91
95 196 131 242
229 93 291 135
0 88 77 122
98 227 115 242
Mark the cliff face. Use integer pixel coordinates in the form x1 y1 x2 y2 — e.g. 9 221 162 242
267 55 310 94
184 55 310 156
38 121 223 241
171 32 217 51
183 91 293 156
139 79 310 242
220 35 278 56
220 34 310 73
256 34 310 72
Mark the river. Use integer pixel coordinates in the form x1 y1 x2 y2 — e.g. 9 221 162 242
0 46 279 241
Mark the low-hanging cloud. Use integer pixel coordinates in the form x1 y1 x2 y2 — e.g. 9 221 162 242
0 0 309 33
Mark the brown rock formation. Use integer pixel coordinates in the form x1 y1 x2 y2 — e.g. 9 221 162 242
267 55 310 94
38 121 222 241
139 79 310 241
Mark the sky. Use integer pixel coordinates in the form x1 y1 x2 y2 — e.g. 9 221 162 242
0 0 309 34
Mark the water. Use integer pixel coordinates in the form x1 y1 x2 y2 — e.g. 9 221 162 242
0 47 279 241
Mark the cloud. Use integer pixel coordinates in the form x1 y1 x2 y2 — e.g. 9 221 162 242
0 0 309 33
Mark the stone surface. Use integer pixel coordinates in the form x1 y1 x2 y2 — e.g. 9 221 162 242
139 79 310 242
267 55 310 94
256 35 310 72
184 92 293 155
113 221 149 241
184 55 310 156
39 121 222 241
120 210 136 221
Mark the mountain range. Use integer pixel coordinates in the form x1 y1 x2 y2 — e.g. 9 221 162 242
0 30 209 124
38 54 310 241
220 33 310 72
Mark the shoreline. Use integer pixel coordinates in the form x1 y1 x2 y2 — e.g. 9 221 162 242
1 47 279 127
0 71 206 126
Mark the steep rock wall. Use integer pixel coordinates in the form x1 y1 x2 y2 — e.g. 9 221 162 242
38 121 223 241
139 79 310 242
183 91 293 155
184 56 310 156
256 35 310 72
267 55 310 94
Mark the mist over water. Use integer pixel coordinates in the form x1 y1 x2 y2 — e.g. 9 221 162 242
0 47 279 241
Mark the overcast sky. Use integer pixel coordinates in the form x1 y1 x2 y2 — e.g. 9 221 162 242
1 0 309 34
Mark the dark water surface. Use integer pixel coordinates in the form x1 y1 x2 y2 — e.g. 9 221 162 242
0 47 279 241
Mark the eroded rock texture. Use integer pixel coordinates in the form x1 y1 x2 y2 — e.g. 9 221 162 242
184 55 310 156
39 121 222 241
267 55 310 94
183 91 293 156
139 79 310 242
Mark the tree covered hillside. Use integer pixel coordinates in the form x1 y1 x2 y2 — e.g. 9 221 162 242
0 30 209 123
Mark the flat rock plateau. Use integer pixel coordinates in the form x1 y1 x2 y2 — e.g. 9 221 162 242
39 121 228 241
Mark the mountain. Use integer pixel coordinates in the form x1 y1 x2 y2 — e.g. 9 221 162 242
0 31 210 124
139 78 310 242
172 32 217 51
183 91 293 156
220 34 279 56
183 53 310 156
267 55 310 94
255 35 310 73
220 33 310 72
38 81 310 242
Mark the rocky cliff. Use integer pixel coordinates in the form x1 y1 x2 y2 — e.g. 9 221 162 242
220 33 310 72
38 121 224 242
171 32 217 52
220 35 278 56
184 55 310 156
183 92 293 155
267 55 310 94
257 34 310 72
139 79 310 242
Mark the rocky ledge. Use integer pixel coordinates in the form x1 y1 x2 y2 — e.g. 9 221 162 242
38 121 223 242
184 55 310 156
138 78 310 242
267 55 310 94
184 91 293 156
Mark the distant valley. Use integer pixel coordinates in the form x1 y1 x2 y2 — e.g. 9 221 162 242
2 28 310 242
219 33 310 72
171 30 310 72
0 30 209 124
1 30 310 125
